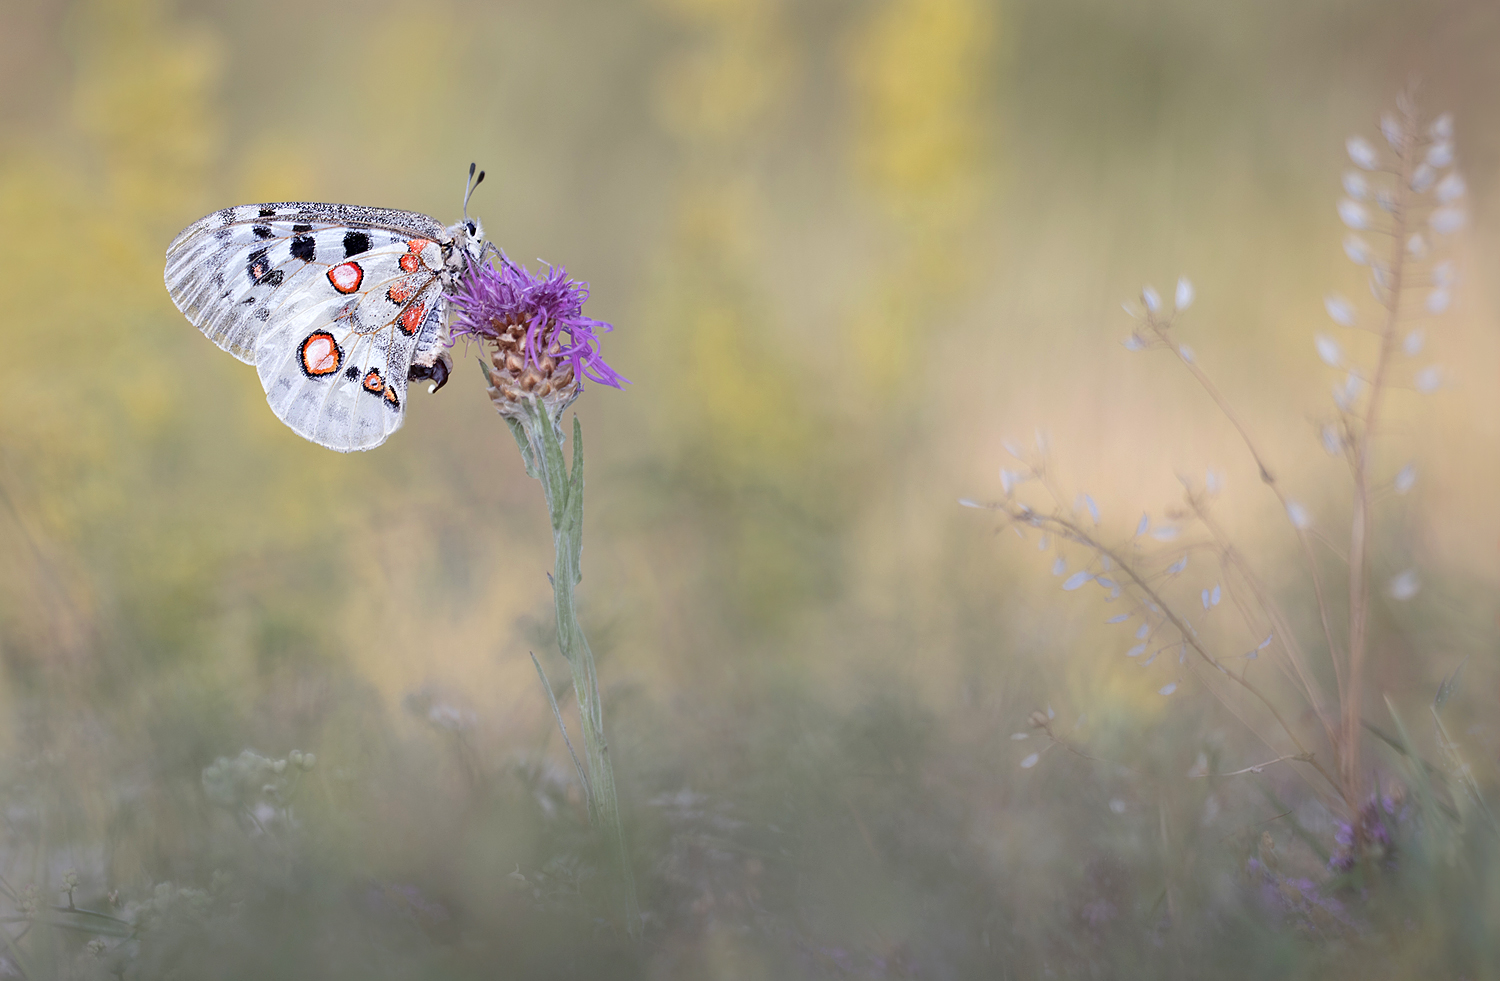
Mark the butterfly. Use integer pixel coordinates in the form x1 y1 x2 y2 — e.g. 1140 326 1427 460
164 166 489 452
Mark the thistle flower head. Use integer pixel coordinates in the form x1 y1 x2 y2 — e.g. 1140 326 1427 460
450 255 627 417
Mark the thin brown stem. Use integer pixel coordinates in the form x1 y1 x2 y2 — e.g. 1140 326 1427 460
1005 507 1343 799
1343 98 1417 800
1148 321 1348 720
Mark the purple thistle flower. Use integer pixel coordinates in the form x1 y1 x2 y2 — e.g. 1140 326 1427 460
450 255 627 415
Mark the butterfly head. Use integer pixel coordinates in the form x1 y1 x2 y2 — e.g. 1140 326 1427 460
455 163 488 265
455 217 486 264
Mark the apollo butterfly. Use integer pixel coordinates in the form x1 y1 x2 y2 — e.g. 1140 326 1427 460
164 166 489 452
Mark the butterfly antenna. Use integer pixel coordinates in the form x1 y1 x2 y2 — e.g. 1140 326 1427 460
463 164 486 223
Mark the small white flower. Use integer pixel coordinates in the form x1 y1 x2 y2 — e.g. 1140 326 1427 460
1380 112 1403 148
1436 172 1466 203
1159 682 1178 696
1426 142 1454 168
1426 289 1450 315
1151 526 1179 542
1415 365 1442 394
1109 799 1127 814
958 498 982 508
1122 299 1144 319
1166 556 1187 575
1324 294 1357 327
1201 589 1211 610
1052 556 1066 576
1127 644 1146 657
1083 494 1100 525
1430 207 1466 235
1020 752 1040 769
1333 372 1364 412
1404 233 1427 259
1430 113 1453 140
1123 335 1145 351
1001 468 1019 495
1205 468 1223 494
1403 329 1424 356
1347 136 1378 170
1142 286 1162 313
1211 584 1221 607
1062 571 1093 591
1105 614 1130 624
1315 334 1343 367
1175 277 1194 311
1410 163 1437 194
1135 622 1150 640
1342 170 1369 199
1388 570 1420 601
1375 188 1396 213
1286 501 1312 529
1321 423 1343 455
1011 732 1030 740
1394 464 1417 495
1343 234 1371 264
1136 513 1149 536
1337 200 1369 230
1178 344 1195 363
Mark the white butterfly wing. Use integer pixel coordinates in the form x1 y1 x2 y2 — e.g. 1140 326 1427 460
165 203 453 452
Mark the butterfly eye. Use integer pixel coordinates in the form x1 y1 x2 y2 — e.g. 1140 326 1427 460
466 221 477 236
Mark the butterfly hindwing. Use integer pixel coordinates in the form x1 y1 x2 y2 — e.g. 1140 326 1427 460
253 249 446 452
165 203 459 452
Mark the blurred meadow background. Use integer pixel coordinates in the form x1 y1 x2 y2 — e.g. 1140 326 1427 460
2 0 1500 976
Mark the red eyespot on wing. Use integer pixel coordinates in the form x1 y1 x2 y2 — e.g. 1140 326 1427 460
387 281 413 305
384 386 400 408
399 238 433 274
397 302 425 335
327 262 364 294
362 369 385 393
300 332 342 376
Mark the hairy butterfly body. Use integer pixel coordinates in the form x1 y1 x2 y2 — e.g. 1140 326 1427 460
164 170 486 452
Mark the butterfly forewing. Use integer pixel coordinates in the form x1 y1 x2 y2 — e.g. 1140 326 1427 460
165 202 460 453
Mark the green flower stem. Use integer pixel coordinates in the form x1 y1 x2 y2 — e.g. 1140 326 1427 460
509 396 640 940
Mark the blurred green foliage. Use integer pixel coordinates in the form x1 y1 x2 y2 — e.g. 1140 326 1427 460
1 0 1499 976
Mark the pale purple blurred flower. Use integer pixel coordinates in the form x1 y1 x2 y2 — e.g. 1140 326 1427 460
1346 136 1378 169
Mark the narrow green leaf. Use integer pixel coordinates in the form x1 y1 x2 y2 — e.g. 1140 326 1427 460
530 651 591 814
505 417 539 478
1435 656 1467 711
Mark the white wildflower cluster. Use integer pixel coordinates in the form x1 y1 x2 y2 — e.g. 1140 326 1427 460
969 94 1456 777
201 748 315 816
1329 103 1461 414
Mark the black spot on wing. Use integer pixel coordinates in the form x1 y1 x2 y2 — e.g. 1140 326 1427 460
344 366 360 381
254 307 271 322
258 207 276 218
291 235 316 262
245 248 284 287
292 223 312 233
253 225 273 239
343 231 371 257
